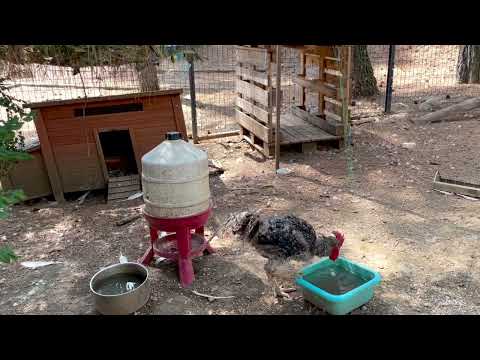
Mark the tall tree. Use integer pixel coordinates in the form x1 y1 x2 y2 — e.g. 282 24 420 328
351 45 379 98
457 45 480 84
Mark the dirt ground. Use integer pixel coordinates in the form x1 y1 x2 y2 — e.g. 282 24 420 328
1 101 480 315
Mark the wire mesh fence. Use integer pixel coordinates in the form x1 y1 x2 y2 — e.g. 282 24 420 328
0 45 238 142
368 45 480 104
2 45 480 145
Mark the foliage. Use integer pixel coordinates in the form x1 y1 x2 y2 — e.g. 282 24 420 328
0 78 34 219
0 245 19 264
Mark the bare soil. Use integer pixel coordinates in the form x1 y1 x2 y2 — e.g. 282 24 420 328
1 106 480 315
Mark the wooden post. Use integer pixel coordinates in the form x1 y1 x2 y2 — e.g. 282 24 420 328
267 51 273 156
340 46 354 180
188 57 199 143
33 110 65 202
298 51 306 107
275 45 282 171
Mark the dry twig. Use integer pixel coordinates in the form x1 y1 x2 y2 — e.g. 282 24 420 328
192 290 235 301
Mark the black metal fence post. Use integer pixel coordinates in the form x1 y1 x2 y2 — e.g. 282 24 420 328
384 45 396 113
188 57 198 143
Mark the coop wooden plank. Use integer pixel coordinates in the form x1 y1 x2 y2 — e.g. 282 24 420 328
108 184 141 195
324 68 343 77
235 46 269 69
109 175 140 183
33 110 65 202
25 89 183 109
108 190 141 201
236 79 270 107
324 96 343 107
108 179 140 188
235 97 270 124
242 134 270 157
235 66 269 86
324 110 342 123
235 109 270 142
325 56 340 62
293 76 337 98
291 106 343 136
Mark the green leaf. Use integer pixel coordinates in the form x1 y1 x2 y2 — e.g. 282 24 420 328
0 245 19 264
0 189 26 218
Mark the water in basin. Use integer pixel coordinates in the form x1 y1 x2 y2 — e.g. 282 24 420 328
303 262 371 295
95 273 145 296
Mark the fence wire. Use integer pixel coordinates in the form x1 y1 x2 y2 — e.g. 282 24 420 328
368 45 480 104
2 45 480 145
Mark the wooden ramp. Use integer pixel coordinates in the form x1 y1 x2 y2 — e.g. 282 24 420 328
278 113 340 145
241 112 341 156
107 175 141 202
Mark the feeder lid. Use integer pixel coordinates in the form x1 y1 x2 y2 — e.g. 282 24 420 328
166 132 182 140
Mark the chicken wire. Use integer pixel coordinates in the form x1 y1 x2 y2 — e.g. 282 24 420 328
1 45 238 142
3 45 480 145
368 45 480 104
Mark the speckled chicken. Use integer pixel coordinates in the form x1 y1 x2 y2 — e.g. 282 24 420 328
223 211 344 300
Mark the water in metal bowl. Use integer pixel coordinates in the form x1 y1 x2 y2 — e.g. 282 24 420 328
90 262 150 315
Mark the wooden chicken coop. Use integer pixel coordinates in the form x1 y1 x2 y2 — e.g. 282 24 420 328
25 90 187 203
235 45 352 157
0 138 52 201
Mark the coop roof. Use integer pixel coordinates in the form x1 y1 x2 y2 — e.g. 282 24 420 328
25 89 183 109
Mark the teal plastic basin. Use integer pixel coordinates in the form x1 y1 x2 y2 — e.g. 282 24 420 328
296 257 381 315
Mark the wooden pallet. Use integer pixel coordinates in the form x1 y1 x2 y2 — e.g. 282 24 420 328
235 45 350 158
235 46 274 156
107 174 141 202
240 112 341 157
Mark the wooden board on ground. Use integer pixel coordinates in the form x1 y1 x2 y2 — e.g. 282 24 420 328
413 97 480 125
432 171 480 198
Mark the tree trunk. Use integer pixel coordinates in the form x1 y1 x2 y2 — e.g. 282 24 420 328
135 48 160 92
352 45 379 98
457 45 480 84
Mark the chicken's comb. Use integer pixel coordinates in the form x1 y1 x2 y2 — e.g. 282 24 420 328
332 231 344 247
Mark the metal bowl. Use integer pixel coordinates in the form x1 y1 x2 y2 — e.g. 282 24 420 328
90 262 150 315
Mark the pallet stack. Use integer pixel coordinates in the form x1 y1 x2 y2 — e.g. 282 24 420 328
234 45 351 157
290 45 352 141
235 45 276 156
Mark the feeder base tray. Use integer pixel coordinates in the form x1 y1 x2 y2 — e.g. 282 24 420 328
139 208 214 287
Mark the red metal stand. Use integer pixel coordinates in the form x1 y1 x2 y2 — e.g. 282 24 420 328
140 208 214 287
